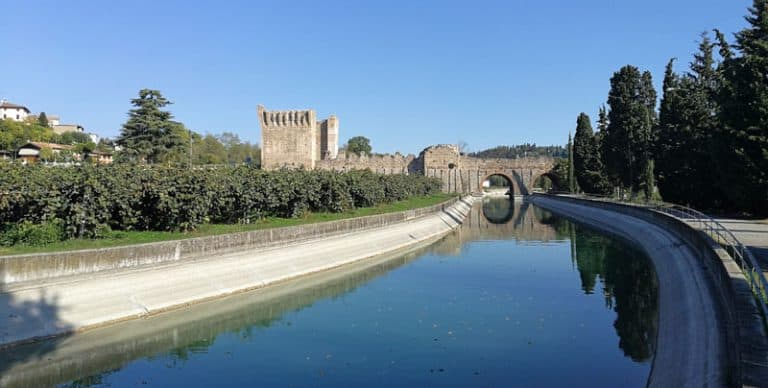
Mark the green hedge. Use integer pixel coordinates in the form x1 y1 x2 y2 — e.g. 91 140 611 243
0 165 442 244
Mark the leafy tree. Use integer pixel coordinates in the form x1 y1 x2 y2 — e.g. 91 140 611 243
39 147 55 163
0 119 58 151
218 132 261 165
116 89 187 164
58 131 93 145
195 134 227 164
346 136 372 156
602 65 657 195
38 112 49 127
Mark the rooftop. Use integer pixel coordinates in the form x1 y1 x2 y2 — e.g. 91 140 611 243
22 142 75 151
0 100 30 113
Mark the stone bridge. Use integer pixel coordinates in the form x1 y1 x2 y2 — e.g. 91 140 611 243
258 105 557 194
421 145 556 195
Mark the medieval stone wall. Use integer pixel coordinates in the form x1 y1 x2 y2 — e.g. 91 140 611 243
315 151 421 175
259 105 556 194
258 105 318 170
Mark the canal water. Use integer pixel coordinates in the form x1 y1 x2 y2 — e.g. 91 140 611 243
0 198 658 387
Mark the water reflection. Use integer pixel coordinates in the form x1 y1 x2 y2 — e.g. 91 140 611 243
441 198 658 362
0 248 428 388
0 198 659 387
533 205 659 362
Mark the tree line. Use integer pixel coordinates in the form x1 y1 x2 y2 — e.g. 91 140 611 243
570 0 768 216
0 164 443 246
0 89 261 166
114 89 261 166
471 144 567 159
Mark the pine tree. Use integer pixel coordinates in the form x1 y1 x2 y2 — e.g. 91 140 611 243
716 0 768 214
116 89 186 164
656 34 725 209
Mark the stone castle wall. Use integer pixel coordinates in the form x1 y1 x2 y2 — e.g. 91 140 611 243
258 105 318 169
315 151 421 175
259 105 556 193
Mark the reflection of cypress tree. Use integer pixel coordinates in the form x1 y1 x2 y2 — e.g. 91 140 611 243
602 241 658 362
571 225 658 362
572 227 608 294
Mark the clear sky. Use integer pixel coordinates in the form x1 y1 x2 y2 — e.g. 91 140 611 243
1 0 753 154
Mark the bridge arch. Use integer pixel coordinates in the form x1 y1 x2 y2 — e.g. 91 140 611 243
481 172 519 196
418 145 558 194
532 172 562 193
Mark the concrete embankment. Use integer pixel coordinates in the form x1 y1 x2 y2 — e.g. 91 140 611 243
533 195 768 386
0 197 474 348
0 198 464 285
530 195 736 388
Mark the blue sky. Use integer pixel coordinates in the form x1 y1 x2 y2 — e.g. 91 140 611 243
1 0 752 154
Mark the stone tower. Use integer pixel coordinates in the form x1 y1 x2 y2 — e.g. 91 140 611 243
258 105 339 170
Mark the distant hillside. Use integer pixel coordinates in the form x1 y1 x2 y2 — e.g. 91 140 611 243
469 144 566 159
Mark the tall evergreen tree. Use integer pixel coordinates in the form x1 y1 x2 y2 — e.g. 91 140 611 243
716 0 768 214
573 112 609 194
657 35 725 209
116 89 186 164
37 112 48 127
567 133 576 193
602 65 657 195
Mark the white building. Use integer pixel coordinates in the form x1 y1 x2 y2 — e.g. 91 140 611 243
0 100 30 121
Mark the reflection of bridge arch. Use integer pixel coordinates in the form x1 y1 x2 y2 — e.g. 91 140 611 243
481 197 515 224
432 199 560 256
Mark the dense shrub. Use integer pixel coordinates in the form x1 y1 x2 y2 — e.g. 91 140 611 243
0 220 64 246
0 164 442 244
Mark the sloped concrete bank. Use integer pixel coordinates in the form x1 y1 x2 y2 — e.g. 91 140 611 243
531 194 768 387
0 197 462 285
0 197 474 348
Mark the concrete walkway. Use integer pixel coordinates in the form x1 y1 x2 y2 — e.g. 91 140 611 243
0 198 474 348
716 218 768 275
531 196 728 388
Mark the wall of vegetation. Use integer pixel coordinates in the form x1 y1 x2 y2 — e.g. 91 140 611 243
0 164 443 246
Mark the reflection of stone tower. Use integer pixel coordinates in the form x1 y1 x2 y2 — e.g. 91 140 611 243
258 105 339 170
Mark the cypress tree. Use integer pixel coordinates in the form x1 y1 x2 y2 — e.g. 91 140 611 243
603 65 657 195
568 133 576 193
38 112 48 127
573 112 609 194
